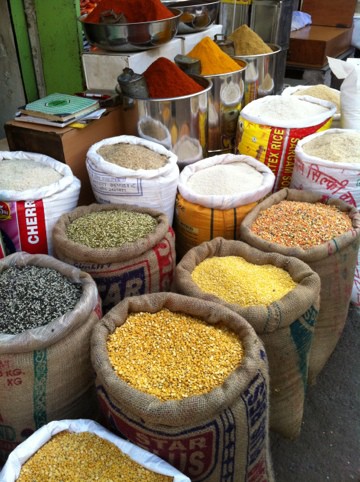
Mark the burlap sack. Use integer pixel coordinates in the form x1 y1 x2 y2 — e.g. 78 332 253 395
52 203 176 314
0 252 101 465
91 292 274 482
174 237 321 439
239 188 360 385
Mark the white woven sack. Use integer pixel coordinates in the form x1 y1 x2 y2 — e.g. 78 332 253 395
0 419 191 482
86 135 179 224
177 153 275 209
291 128 360 306
0 151 80 256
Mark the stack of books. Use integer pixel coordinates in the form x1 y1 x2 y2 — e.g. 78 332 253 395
15 92 100 127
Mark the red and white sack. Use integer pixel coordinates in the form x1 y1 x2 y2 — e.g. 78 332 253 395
291 128 360 306
0 419 191 482
0 151 80 256
86 135 179 224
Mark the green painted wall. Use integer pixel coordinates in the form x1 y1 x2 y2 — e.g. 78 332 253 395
34 0 85 94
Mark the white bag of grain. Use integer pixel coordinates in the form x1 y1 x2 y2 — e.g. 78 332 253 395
0 151 80 256
0 419 191 482
86 135 179 224
291 128 360 306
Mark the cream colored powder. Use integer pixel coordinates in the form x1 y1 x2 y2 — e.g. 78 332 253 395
294 85 340 114
302 131 360 163
0 159 62 191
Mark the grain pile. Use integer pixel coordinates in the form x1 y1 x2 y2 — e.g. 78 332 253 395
97 142 168 170
293 85 340 114
0 159 63 190
302 130 360 163
229 24 273 55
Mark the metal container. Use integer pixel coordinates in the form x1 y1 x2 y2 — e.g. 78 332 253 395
78 8 182 52
125 76 212 169
219 0 252 36
214 34 235 56
162 0 220 34
232 43 280 106
201 60 247 155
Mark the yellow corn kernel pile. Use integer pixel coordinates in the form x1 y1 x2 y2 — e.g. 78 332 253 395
17 431 173 482
107 308 244 401
191 256 297 307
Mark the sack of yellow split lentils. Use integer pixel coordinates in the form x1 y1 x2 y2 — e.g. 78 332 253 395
239 188 360 385
0 419 191 481
0 252 101 465
52 203 176 314
174 153 275 259
175 237 321 439
91 292 274 482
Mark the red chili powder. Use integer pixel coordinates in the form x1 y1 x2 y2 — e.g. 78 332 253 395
86 0 174 23
143 57 204 99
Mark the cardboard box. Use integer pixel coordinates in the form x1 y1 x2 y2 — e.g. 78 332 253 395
4 106 135 206
287 25 353 68
82 38 183 90
301 0 357 28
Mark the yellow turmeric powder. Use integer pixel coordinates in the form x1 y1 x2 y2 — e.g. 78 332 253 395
186 36 242 75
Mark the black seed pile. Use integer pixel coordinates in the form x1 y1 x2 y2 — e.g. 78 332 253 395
0 265 83 335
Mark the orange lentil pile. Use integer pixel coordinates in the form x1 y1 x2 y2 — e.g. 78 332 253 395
250 200 353 249
107 308 244 401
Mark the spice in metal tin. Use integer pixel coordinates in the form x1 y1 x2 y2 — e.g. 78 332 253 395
250 200 353 249
0 266 82 335
66 209 158 248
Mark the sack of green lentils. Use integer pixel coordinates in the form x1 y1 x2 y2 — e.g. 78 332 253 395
91 292 274 482
174 237 321 439
0 252 101 465
239 188 360 385
174 153 275 259
0 150 81 256
52 203 176 314
0 419 191 481
86 135 179 224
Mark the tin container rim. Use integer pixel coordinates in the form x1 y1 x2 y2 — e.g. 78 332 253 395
200 59 248 79
231 43 281 60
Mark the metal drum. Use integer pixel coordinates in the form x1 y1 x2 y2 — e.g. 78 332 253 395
125 76 212 169
219 0 252 36
202 59 247 155
232 43 280 106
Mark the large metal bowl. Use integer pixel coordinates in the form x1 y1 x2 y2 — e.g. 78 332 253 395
79 9 182 52
162 0 220 34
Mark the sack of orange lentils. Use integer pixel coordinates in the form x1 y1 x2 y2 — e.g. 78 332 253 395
0 419 191 481
174 237 321 439
91 292 274 482
239 188 360 385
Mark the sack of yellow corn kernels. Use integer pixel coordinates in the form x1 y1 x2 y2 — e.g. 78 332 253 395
239 188 360 385
174 237 321 439
0 419 191 481
91 292 274 482
173 153 275 259
0 252 101 466
52 203 176 314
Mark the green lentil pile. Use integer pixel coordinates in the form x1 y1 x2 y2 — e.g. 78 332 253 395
107 308 244 401
250 200 353 249
66 209 158 248
0 266 82 335
17 430 173 481
191 256 296 306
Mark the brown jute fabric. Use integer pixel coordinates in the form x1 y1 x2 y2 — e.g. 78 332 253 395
0 252 101 465
91 292 274 482
239 188 360 385
174 237 321 439
52 203 176 314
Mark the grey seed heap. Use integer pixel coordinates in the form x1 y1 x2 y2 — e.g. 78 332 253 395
0 265 82 335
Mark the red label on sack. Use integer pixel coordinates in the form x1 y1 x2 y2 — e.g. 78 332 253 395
17 200 48 254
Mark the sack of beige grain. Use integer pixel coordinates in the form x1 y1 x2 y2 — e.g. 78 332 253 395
174 237 321 439
173 153 275 259
91 292 274 482
0 419 191 482
239 188 360 384
291 128 360 307
0 252 101 465
0 151 80 256
236 95 336 192
52 203 176 314
86 135 179 224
